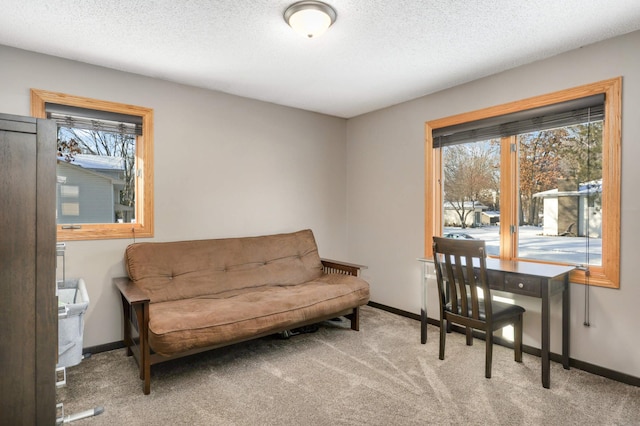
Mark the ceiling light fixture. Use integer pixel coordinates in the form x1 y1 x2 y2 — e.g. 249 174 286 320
284 1 337 39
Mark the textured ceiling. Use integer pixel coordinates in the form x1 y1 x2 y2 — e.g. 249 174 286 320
2 1 640 118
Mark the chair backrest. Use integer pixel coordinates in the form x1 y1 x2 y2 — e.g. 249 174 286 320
432 236 492 323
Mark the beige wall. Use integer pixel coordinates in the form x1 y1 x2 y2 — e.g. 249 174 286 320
346 30 640 378
0 45 349 348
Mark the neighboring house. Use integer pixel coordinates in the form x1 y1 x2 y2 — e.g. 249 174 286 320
533 179 602 238
443 201 489 227
56 154 131 224
481 210 500 226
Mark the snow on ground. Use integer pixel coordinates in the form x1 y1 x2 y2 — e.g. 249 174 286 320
443 225 601 266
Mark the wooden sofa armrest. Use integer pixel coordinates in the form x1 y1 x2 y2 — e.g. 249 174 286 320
114 276 152 394
114 276 150 305
321 258 368 277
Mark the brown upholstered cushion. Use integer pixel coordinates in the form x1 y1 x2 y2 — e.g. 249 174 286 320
125 229 324 303
147 274 370 356
124 229 370 356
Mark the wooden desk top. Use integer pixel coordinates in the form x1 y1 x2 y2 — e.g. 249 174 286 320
419 257 575 279
485 258 576 279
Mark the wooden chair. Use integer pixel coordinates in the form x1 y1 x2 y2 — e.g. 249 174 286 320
432 236 525 378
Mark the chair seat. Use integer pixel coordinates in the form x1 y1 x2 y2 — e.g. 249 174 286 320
445 299 525 323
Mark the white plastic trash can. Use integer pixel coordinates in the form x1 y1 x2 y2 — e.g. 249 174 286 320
58 278 89 368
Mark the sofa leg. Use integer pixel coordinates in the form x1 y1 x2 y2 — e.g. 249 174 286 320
133 302 152 395
350 306 360 331
142 338 150 395
141 318 151 394
143 372 150 395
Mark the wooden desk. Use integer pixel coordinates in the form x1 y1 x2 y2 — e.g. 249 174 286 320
418 257 574 389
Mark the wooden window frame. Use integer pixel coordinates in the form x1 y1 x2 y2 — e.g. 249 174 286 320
31 89 154 241
425 78 621 288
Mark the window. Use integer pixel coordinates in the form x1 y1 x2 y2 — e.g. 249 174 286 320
31 89 154 241
425 78 621 288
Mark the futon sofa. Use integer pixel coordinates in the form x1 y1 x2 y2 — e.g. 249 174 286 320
114 229 370 394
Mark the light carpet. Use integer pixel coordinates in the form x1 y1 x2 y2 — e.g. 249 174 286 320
57 305 640 425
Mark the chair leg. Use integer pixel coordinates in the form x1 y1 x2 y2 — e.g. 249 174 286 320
466 327 473 346
439 319 446 360
485 331 493 378
514 314 523 363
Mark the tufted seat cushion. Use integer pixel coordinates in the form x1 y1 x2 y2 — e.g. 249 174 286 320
148 274 369 355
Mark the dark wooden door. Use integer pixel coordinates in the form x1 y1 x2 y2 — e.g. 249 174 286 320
0 113 56 425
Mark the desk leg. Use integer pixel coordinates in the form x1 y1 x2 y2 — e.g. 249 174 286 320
562 273 570 370
542 281 550 389
421 262 428 344
421 309 427 344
